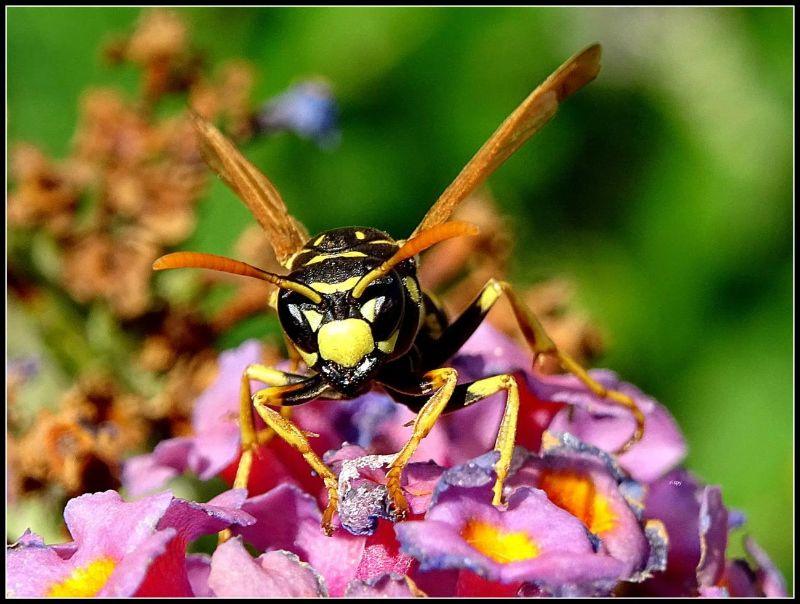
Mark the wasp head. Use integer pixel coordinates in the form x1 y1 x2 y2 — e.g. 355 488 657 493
276 229 422 396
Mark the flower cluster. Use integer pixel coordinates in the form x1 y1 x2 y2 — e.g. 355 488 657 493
7 8 340 523
8 324 785 597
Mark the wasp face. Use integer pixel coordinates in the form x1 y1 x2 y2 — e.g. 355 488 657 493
276 228 422 396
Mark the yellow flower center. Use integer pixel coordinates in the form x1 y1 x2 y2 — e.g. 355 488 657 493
461 519 540 563
48 557 116 597
538 469 617 535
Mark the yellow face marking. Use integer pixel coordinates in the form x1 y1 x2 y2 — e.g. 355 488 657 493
318 319 374 367
355 231 366 240
302 309 324 331
48 557 117 597
368 239 396 245
403 277 421 303
309 276 361 294
314 234 326 246
304 251 368 265
377 328 400 354
360 297 380 323
294 345 319 368
461 520 539 563
478 281 503 312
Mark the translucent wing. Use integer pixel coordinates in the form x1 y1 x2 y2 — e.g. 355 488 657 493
412 43 602 236
189 111 309 265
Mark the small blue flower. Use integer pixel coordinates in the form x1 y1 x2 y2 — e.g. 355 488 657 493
255 81 340 149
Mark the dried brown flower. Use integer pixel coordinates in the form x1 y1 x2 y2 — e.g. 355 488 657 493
61 228 159 319
104 9 201 104
7 144 80 237
13 374 148 496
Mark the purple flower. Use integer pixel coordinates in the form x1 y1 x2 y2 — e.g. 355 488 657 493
543 370 687 483
716 537 788 598
123 340 262 495
206 537 327 597
397 484 625 591
110 323 784 597
508 433 668 582
255 80 340 148
231 483 367 596
122 340 342 498
6 489 253 597
637 469 787 597
344 573 421 597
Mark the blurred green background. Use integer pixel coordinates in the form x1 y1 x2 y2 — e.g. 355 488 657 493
8 7 793 586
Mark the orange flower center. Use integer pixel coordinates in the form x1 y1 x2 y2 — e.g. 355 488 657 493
461 519 540 563
48 556 116 597
538 469 616 535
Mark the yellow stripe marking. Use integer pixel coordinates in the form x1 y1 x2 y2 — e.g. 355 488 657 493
403 277 421 303
309 276 361 294
304 251 368 265
284 250 305 269
314 234 326 246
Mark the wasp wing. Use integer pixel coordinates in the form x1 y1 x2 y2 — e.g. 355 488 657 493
412 43 602 236
189 111 309 265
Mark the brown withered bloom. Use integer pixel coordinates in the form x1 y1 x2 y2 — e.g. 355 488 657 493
7 144 80 237
104 9 201 105
419 192 603 371
7 9 274 512
61 228 159 319
189 60 258 140
13 374 148 496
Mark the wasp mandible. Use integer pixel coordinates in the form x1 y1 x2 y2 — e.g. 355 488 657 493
153 44 644 536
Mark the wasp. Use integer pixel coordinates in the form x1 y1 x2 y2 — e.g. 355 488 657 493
154 44 644 536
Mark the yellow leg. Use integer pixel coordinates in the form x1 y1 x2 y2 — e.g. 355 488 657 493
385 368 458 520
484 279 645 453
220 364 295 544
231 364 296 489
251 399 339 536
459 374 520 506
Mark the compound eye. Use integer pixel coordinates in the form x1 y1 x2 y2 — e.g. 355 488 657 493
277 290 320 351
358 279 403 340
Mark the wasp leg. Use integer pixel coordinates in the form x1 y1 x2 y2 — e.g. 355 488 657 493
250 378 339 535
423 278 645 454
383 372 519 508
231 364 307 492
219 370 325 544
384 367 459 520
455 374 520 505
